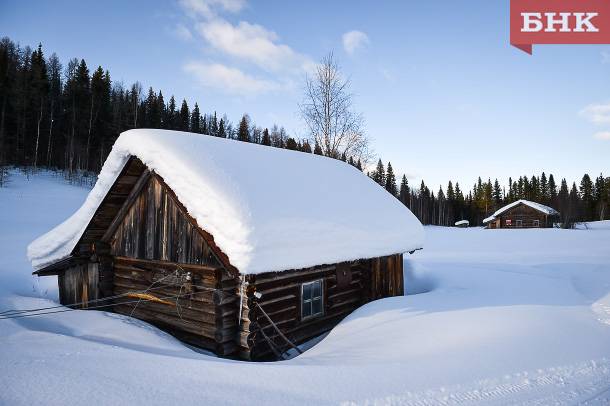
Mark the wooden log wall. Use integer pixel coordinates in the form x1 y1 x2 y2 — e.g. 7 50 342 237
58 263 99 307
110 176 222 267
49 156 408 361
237 253 404 360
497 204 554 228
369 254 404 301
111 256 239 356
75 157 147 255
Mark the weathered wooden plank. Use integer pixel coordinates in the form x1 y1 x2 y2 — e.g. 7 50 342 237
102 169 151 243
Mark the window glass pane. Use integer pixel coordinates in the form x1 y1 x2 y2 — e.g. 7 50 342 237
303 301 311 317
313 280 321 298
303 283 312 301
312 298 322 315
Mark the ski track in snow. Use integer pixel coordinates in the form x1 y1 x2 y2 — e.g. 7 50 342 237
342 359 610 405
1 170 610 406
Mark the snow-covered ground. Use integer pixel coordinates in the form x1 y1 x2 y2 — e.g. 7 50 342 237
1 170 610 405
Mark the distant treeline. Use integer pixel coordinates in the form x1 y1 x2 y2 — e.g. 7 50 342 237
0 37 336 177
1 37 608 227
369 159 610 228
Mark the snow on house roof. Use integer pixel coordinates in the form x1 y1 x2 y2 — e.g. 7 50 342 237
454 220 469 226
28 129 424 274
482 199 559 224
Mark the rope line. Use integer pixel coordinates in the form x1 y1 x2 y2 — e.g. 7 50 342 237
0 287 222 320
0 282 225 321
0 283 183 316
130 270 179 317
255 301 303 355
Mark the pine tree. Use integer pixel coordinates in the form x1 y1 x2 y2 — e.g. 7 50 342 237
569 182 581 224
237 114 250 142
30 44 48 168
210 112 218 136
190 103 201 133
399 175 410 206
179 99 189 131
165 96 177 130
385 162 397 196
594 173 607 220
313 141 323 155
286 137 298 150
45 52 62 166
372 159 385 186
548 174 558 205
579 174 595 221
261 128 271 146
492 179 502 208
201 113 208 134
217 118 226 138
558 179 569 227
540 172 549 203
156 91 165 129
483 178 493 214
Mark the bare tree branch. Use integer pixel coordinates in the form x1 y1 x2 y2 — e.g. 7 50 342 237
299 52 372 165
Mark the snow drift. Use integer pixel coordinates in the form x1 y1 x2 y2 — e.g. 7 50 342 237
27 129 424 274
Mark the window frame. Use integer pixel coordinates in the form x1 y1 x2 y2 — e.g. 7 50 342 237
516 219 523 228
301 279 324 320
533 219 540 227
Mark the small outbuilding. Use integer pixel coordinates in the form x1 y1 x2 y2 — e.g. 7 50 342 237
483 199 559 229
28 129 424 360
454 220 469 228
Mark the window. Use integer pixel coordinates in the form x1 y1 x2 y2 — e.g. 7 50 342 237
505 219 512 226
301 280 323 320
516 220 523 228
533 220 540 227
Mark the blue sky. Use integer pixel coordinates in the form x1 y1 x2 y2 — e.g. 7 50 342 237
1 0 609 191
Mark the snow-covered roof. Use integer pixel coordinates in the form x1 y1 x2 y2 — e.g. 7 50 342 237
454 220 469 226
28 129 424 274
482 199 559 224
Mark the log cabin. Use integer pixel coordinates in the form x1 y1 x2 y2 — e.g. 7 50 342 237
483 199 559 229
28 129 424 361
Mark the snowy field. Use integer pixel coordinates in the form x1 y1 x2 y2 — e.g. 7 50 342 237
1 169 610 405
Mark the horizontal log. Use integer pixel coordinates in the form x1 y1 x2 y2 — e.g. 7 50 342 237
114 256 229 277
254 269 363 293
114 304 219 340
247 293 296 309
113 262 227 288
327 286 363 303
252 266 336 286
112 273 238 306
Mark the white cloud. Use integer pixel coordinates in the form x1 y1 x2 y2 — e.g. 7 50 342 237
177 0 311 96
195 19 311 73
580 102 610 124
173 24 193 41
593 131 610 140
183 61 280 95
179 0 246 18
342 30 370 55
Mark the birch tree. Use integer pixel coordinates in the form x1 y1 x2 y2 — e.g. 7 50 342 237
299 53 370 164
